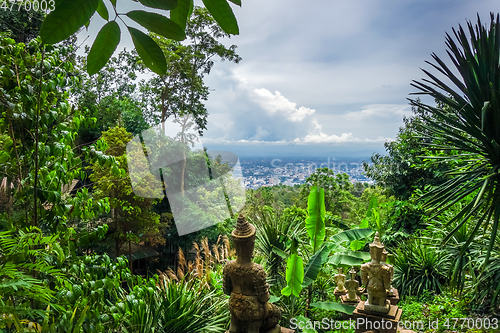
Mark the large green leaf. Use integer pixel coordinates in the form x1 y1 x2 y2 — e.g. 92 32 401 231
329 253 365 266
329 228 373 248
40 0 99 44
350 239 365 251
138 0 178 10
310 302 355 315
306 186 326 252
302 245 332 287
281 254 303 297
294 315 317 333
202 0 239 35
96 0 108 21
170 0 193 30
128 27 167 75
87 21 120 75
127 11 186 41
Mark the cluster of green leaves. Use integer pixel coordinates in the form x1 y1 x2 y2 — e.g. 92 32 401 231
274 186 373 320
0 36 116 231
392 237 448 299
90 126 162 255
39 0 242 75
114 276 228 333
410 13 500 273
140 7 241 133
0 227 64 318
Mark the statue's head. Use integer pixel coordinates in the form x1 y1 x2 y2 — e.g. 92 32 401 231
369 232 384 263
349 266 357 280
232 214 256 263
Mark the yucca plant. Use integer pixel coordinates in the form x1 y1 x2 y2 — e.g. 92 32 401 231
393 238 448 298
156 277 228 333
410 13 500 271
248 207 307 283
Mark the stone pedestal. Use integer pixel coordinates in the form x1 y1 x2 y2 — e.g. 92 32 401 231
352 301 402 333
341 294 361 306
387 288 400 306
334 290 347 300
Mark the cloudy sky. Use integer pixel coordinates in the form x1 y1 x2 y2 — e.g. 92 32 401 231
80 0 500 158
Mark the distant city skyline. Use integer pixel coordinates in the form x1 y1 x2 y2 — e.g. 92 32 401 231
238 157 373 189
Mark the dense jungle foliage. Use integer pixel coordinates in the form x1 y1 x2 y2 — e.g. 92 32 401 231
1 4 500 333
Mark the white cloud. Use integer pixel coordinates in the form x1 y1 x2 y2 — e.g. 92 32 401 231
295 132 355 144
343 104 411 120
251 88 315 122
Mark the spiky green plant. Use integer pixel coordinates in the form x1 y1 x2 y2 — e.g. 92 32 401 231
156 277 228 333
249 207 306 283
393 238 447 298
410 13 500 271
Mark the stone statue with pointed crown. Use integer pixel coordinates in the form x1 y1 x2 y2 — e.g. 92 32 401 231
360 232 392 314
344 267 360 302
223 214 282 333
334 267 346 293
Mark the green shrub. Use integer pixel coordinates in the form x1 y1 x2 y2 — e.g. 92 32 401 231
393 238 447 298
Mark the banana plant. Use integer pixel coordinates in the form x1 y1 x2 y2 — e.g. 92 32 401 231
280 186 372 315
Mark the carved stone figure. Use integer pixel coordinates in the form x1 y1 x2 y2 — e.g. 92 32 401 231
334 267 346 293
360 232 391 314
344 267 360 302
381 249 395 296
223 214 282 333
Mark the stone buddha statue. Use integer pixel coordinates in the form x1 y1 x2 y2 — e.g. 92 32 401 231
334 267 346 293
344 267 360 302
223 214 282 333
360 232 391 314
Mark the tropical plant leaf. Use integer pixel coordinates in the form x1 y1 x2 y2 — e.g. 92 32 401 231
294 315 317 333
127 11 186 41
170 0 193 30
96 0 108 20
40 0 99 44
202 0 239 35
305 186 326 252
281 253 303 297
269 295 280 303
310 302 355 315
350 239 366 251
302 245 331 287
138 0 178 10
329 228 373 248
128 27 167 75
227 0 241 5
329 253 365 266
271 246 288 259
87 21 120 75
367 196 378 217
410 13 500 270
